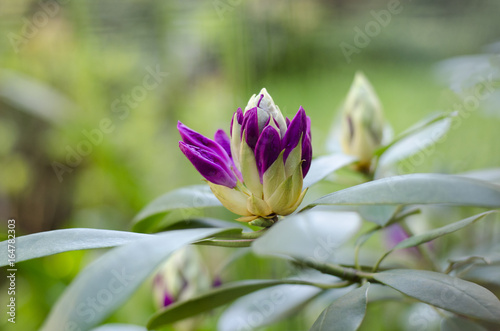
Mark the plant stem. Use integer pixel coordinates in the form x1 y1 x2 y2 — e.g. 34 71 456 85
298 259 376 283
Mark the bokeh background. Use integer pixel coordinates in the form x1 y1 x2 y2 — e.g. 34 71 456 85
1 0 500 330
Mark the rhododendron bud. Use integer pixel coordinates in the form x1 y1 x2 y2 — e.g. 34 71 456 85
178 88 312 225
340 72 385 166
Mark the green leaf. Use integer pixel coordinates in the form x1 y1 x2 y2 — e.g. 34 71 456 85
90 324 146 331
147 279 320 329
377 211 497 265
459 168 500 184
0 229 150 267
375 116 452 175
441 316 488 331
373 269 500 323
310 283 369 331
463 265 500 286
307 174 500 209
357 205 401 226
252 210 361 262
303 154 356 188
40 228 238 331
394 211 497 248
131 185 222 233
217 280 324 330
374 112 453 157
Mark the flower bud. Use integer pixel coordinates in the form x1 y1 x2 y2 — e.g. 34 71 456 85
153 247 212 330
340 72 385 166
178 88 312 225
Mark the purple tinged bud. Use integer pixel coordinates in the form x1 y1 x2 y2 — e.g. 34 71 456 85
179 141 237 188
385 224 420 255
214 129 232 158
212 277 222 288
282 107 306 163
163 292 175 307
255 126 281 180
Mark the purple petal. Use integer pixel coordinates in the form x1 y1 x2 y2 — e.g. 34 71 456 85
285 117 291 127
301 131 312 177
230 108 244 137
255 126 281 180
282 107 306 162
236 108 244 124
242 108 260 151
214 129 232 158
177 121 231 163
163 292 175 307
257 93 264 107
385 224 420 255
179 142 237 188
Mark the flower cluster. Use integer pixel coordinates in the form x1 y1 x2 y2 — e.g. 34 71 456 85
178 88 311 223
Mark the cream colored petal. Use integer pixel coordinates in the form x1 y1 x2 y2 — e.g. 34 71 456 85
239 135 263 198
247 194 273 217
279 188 308 215
208 182 251 216
263 151 286 201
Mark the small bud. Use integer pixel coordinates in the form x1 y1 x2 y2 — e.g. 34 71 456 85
340 72 385 166
152 247 213 331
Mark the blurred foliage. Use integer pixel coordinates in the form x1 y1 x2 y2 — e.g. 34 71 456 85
0 0 499 330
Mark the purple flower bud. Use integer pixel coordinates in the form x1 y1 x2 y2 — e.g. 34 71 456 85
177 88 313 221
255 126 281 180
179 141 237 188
212 276 222 288
163 292 175 307
385 224 420 255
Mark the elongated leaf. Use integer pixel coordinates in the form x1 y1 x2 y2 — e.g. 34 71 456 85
308 174 500 209
441 316 488 331
392 211 497 251
90 324 146 331
217 272 335 331
252 210 361 262
40 228 238 331
373 270 500 323
303 154 356 188
132 185 222 232
148 279 320 329
310 283 369 331
374 112 452 157
357 205 401 226
376 117 452 176
463 265 500 286
0 229 150 267
459 168 500 184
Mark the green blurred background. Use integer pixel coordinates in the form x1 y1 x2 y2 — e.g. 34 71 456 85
1 0 500 330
